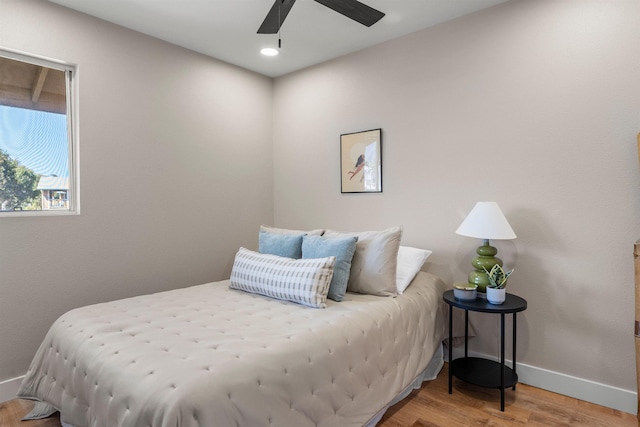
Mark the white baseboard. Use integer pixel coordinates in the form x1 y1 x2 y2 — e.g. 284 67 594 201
446 348 637 415
3 355 638 415
0 375 24 403
516 361 637 415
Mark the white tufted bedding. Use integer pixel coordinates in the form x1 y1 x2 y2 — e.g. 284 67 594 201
18 271 447 427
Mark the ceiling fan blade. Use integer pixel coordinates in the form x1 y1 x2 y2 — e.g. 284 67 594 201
257 0 297 34
313 0 385 27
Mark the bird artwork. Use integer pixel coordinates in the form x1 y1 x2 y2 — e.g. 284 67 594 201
340 129 381 193
347 154 365 182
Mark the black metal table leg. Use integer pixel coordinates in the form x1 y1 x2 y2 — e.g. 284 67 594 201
464 310 469 358
500 312 505 411
513 313 517 391
448 304 453 394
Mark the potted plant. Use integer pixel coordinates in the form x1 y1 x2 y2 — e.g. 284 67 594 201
482 264 513 305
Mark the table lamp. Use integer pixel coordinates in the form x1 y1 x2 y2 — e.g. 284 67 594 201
456 201 517 294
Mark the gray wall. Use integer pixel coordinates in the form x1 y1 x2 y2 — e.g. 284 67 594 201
0 0 273 381
273 0 640 396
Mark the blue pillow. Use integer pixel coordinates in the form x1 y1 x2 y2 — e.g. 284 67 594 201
258 231 304 258
302 234 358 302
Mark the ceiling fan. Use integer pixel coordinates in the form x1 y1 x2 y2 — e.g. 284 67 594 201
257 0 385 34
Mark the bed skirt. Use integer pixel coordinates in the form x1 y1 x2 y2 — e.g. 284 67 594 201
365 344 444 426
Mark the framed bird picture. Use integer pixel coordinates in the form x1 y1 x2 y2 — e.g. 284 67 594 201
340 128 382 193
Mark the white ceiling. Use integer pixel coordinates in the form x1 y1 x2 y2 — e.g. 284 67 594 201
48 0 511 78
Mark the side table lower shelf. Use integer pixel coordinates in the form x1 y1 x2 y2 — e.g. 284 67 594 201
451 357 518 389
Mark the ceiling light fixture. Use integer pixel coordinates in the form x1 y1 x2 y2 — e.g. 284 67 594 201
261 47 279 56
260 0 283 57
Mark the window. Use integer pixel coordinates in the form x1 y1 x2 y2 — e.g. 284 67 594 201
0 49 78 215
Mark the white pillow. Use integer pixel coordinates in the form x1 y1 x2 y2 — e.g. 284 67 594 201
396 246 432 294
229 247 335 308
323 226 402 296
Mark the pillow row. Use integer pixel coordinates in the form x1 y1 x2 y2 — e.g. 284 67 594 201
249 224 432 302
228 243 432 309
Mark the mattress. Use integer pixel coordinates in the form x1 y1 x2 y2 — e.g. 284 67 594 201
18 271 447 427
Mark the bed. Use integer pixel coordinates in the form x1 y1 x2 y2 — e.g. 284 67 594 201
18 227 447 427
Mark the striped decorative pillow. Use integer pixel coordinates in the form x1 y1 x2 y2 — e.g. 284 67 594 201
230 247 336 308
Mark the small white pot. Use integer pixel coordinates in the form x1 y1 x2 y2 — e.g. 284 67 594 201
486 287 506 305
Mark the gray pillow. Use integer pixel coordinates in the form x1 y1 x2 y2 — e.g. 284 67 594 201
301 234 358 302
323 226 402 296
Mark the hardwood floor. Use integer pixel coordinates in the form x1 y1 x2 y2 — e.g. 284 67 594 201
379 363 638 427
0 398 60 426
1 363 637 426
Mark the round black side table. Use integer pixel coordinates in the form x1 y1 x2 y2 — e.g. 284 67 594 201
443 290 527 411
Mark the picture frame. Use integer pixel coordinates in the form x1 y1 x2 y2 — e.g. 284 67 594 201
340 128 382 193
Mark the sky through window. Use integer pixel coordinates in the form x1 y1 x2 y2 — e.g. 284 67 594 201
0 105 69 177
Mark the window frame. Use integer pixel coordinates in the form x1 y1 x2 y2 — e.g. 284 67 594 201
0 47 79 217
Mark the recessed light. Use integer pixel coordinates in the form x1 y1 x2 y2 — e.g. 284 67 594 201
260 48 279 57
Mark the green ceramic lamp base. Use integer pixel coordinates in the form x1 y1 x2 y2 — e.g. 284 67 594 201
468 239 503 293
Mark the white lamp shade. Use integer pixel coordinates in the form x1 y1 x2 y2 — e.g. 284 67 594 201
455 201 517 240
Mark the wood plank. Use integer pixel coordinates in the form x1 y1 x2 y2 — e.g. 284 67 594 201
0 83 66 114
31 66 48 103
